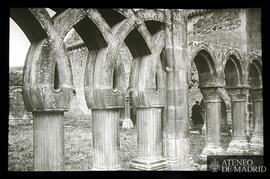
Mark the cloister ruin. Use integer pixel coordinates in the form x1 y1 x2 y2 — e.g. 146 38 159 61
9 8 263 171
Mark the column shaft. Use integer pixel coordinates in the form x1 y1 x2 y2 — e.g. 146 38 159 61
232 100 247 139
199 88 224 163
131 108 168 170
250 89 263 154
33 111 64 171
163 10 191 169
206 100 222 146
226 89 250 154
92 109 121 170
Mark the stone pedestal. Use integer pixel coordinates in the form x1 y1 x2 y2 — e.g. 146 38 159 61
226 88 250 155
131 107 168 170
92 109 121 170
33 111 64 171
249 89 263 155
199 88 225 163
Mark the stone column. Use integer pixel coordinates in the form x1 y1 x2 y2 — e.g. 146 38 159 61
249 89 263 155
199 88 225 163
163 9 192 170
131 107 168 170
22 38 73 171
91 108 121 170
33 111 64 171
226 88 250 154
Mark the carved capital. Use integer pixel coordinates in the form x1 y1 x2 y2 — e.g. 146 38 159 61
23 38 73 112
250 89 263 102
227 87 249 102
200 87 221 102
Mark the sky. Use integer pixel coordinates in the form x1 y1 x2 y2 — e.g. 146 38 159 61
9 8 56 67
9 18 30 67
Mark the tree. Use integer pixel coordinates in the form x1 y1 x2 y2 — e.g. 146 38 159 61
9 70 23 111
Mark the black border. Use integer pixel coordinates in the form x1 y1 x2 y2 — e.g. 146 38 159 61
1 0 270 178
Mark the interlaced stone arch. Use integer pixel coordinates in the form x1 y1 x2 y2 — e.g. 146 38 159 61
10 8 48 42
11 8 262 170
82 9 156 109
11 8 76 171
11 8 74 112
130 29 166 107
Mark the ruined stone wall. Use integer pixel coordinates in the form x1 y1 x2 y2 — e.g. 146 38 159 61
187 9 244 49
246 8 261 51
187 9 247 129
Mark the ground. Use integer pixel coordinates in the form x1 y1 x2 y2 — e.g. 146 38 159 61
8 115 231 171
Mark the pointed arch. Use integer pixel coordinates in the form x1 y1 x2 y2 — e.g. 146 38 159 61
191 46 217 87
248 57 262 89
224 50 244 88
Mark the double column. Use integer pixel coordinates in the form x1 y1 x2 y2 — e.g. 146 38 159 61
226 88 250 154
199 87 225 163
249 89 263 155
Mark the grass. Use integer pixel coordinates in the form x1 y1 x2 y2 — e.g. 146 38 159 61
189 133 231 164
8 115 231 171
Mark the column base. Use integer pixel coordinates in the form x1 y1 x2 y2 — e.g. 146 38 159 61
121 118 133 129
130 158 168 170
250 136 264 155
163 138 195 170
226 139 251 155
199 145 225 164
166 157 178 165
91 165 121 171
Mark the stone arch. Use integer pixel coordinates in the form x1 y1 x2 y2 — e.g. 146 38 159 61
10 8 74 111
135 9 165 23
224 50 244 88
130 29 166 107
10 8 48 43
49 8 67 19
248 56 262 89
191 46 218 87
84 9 157 109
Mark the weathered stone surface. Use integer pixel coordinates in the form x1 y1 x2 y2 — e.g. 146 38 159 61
226 88 250 155
131 107 168 170
10 8 262 171
161 10 194 170
249 89 263 155
92 109 121 170
33 111 64 171
199 87 225 163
